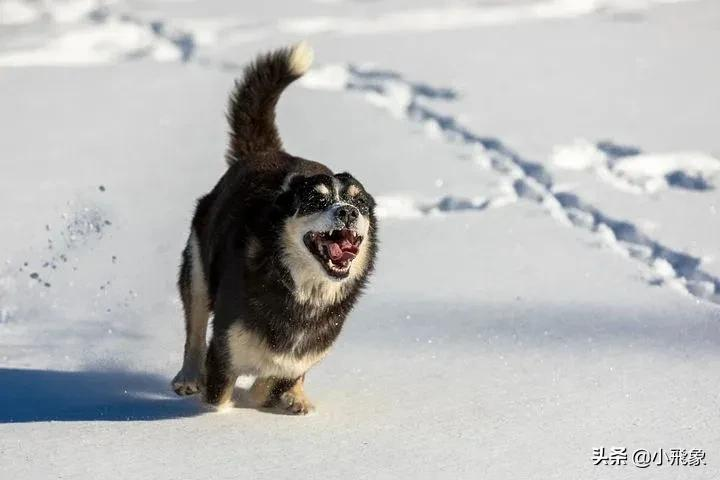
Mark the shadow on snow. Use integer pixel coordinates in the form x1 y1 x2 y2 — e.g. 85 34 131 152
0 368 203 423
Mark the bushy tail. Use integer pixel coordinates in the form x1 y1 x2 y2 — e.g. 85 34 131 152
225 41 314 165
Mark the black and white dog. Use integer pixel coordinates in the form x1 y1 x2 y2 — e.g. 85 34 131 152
171 42 377 414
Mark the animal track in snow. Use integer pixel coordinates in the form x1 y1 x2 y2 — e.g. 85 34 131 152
551 139 720 193
376 189 517 219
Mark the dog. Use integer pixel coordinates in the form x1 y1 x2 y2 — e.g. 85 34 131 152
171 42 377 415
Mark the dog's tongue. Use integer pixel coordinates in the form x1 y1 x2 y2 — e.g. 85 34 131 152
328 243 344 261
328 242 356 262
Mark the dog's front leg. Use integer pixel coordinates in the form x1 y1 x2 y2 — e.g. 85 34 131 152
203 335 237 408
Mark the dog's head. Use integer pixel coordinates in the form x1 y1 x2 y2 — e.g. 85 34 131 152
276 171 376 298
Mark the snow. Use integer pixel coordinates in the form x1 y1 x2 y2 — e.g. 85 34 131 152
2 0 720 479
0 0 38 25
279 0 699 36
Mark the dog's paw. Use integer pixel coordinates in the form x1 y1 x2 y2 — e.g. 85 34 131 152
171 368 203 396
278 391 315 415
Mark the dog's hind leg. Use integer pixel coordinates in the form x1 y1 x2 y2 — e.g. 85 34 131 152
172 230 210 396
249 375 315 415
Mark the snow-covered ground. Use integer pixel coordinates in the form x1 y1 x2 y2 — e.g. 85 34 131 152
1 0 719 478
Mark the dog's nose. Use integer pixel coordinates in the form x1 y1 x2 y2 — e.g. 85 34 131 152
335 205 359 226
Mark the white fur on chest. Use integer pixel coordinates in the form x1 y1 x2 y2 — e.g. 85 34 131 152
226 324 328 379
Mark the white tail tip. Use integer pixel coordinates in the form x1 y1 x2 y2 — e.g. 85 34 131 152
289 40 314 76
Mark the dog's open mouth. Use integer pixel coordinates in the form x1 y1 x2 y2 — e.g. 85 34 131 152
304 229 363 278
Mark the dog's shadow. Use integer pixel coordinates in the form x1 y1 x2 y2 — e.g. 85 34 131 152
0 368 296 423
0 368 208 423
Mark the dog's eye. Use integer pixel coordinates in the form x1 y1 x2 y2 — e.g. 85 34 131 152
313 184 331 196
